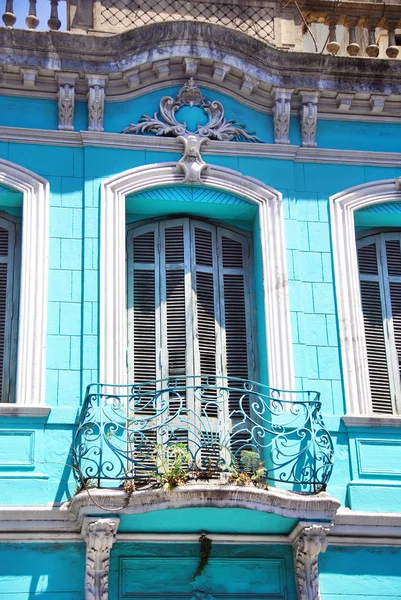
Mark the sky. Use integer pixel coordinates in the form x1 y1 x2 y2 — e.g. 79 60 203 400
11 0 67 31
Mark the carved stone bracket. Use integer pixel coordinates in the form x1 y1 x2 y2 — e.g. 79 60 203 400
56 72 78 131
177 134 209 183
293 524 331 600
299 91 319 148
272 87 293 144
87 75 108 132
82 517 119 600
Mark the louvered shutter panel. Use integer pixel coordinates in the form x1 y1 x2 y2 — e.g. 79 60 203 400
219 232 252 415
161 221 191 416
0 219 17 403
358 236 395 414
128 225 160 412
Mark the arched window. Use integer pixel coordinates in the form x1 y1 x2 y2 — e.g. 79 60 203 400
127 217 256 389
357 231 401 414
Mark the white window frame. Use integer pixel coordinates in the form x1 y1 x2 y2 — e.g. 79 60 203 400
330 178 401 424
100 163 294 392
0 159 49 415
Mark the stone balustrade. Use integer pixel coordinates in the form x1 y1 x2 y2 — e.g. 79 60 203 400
300 0 401 57
2 0 62 30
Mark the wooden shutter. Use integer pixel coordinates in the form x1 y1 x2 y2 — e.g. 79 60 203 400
357 234 401 414
0 216 18 403
128 218 255 416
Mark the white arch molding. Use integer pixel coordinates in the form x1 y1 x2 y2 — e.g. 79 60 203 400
330 178 401 418
0 159 49 408
100 163 294 391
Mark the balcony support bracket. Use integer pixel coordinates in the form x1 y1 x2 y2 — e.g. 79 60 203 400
293 523 331 600
82 517 120 600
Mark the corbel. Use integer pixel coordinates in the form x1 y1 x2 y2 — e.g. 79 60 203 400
369 94 386 114
240 74 259 96
153 60 170 79
123 68 140 89
82 517 119 600
336 92 354 112
20 68 37 89
56 72 79 131
86 75 108 132
212 62 230 82
293 523 331 600
184 58 200 78
299 90 319 148
272 87 293 144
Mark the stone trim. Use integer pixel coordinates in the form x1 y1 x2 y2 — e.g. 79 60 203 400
330 179 401 417
82 517 119 600
100 163 294 393
342 415 401 428
2 127 401 166
0 160 48 406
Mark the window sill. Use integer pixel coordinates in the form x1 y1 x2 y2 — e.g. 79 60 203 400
342 414 401 428
0 404 51 418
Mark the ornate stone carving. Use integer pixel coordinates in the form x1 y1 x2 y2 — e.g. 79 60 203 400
177 135 209 183
57 73 78 131
82 518 119 600
87 76 108 133
293 524 331 600
299 91 319 148
123 78 261 143
123 79 261 183
272 87 293 144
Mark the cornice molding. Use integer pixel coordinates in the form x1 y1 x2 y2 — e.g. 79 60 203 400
1 127 401 167
1 504 401 547
1 23 401 123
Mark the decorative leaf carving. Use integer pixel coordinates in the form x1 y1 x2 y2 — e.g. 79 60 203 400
123 78 262 143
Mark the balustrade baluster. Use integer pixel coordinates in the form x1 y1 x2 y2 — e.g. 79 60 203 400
326 17 340 54
48 0 61 31
366 20 380 57
346 17 360 56
2 0 16 28
26 0 39 30
386 21 399 58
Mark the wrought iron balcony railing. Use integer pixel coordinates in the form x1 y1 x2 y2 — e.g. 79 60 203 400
73 377 334 495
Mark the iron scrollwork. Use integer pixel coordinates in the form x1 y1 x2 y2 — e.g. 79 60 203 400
73 376 334 494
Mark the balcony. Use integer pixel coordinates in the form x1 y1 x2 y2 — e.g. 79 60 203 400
73 377 334 496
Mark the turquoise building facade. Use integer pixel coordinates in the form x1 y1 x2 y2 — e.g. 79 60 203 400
1 2 401 598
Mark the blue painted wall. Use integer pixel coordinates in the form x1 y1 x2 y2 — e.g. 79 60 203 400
0 89 399 513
